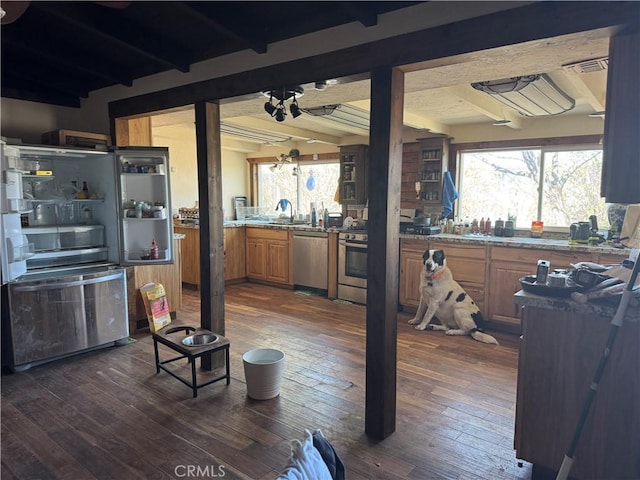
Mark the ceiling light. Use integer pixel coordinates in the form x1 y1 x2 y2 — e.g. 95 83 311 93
492 119 512 126
588 111 606 118
219 122 292 144
262 86 304 122
290 97 302 118
301 104 369 129
471 74 575 117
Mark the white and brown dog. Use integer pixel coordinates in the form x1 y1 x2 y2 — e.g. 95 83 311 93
408 249 498 345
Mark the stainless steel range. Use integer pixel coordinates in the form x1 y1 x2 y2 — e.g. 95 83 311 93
338 230 367 304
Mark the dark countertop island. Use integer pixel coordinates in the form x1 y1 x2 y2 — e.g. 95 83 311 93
512 291 639 479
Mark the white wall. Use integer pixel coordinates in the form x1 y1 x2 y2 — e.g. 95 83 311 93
152 124 249 218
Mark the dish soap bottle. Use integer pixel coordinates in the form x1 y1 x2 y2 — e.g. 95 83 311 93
149 239 159 260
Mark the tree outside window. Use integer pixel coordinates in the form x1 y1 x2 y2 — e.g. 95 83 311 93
459 147 607 229
258 161 340 217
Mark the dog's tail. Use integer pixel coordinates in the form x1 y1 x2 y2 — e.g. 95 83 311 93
470 329 499 345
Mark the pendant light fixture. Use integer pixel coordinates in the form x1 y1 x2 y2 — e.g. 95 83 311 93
262 86 304 122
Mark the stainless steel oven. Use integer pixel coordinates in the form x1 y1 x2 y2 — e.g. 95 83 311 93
338 231 367 304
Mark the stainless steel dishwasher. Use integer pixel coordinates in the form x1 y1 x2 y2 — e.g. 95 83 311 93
293 230 328 290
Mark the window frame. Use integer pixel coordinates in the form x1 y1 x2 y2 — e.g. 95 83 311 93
451 135 604 232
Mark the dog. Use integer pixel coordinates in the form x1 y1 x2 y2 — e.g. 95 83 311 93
408 249 498 345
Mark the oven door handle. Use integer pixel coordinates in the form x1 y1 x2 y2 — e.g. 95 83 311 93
339 240 367 248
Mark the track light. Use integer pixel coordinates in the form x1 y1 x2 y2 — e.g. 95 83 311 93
290 97 302 118
262 86 304 122
274 105 287 122
264 94 277 116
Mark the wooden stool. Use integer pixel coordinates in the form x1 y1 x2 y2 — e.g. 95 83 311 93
152 325 230 397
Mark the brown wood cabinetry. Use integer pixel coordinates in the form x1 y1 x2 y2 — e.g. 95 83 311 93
399 239 487 313
400 142 422 210
223 227 246 282
514 302 639 479
487 247 585 331
176 226 247 287
175 227 200 286
339 145 368 206
418 137 448 205
245 227 292 286
399 238 629 332
399 239 428 309
430 241 487 313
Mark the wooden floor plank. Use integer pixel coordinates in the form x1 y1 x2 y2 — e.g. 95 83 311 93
1 283 532 479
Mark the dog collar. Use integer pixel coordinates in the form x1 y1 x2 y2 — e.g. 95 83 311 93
427 269 444 280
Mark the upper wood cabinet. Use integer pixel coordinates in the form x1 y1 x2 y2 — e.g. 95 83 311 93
400 138 450 211
339 145 368 206
418 137 449 206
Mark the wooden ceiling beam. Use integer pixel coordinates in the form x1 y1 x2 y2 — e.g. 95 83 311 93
110 2 637 119
339 2 379 27
3 37 133 88
33 2 191 73
176 3 268 54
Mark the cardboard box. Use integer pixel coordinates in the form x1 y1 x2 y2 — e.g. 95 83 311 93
41 129 112 149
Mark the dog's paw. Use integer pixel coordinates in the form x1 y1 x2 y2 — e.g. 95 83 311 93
414 324 427 331
408 317 419 325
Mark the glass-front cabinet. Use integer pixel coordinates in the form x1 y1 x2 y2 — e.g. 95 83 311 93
339 144 368 206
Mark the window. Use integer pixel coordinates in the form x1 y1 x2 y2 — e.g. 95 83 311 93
458 146 607 229
257 160 341 216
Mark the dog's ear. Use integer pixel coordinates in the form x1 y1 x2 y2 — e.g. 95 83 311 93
422 249 431 263
432 249 445 266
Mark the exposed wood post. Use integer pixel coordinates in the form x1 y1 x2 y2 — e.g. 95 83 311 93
365 66 404 440
194 101 225 370
601 24 640 203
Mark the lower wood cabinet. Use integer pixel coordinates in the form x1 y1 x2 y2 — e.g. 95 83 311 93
399 239 428 309
175 227 200 286
429 241 488 314
399 237 629 333
245 227 292 286
175 226 247 287
224 227 246 282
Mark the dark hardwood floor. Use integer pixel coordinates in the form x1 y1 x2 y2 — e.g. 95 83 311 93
2 283 532 479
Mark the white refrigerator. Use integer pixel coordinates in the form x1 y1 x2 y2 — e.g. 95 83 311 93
1 142 173 371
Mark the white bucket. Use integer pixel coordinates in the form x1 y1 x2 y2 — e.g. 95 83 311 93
242 348 285 400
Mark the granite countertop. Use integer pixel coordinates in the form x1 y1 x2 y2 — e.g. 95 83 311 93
514 290 639 322
177 220 333 233
401 232 630 256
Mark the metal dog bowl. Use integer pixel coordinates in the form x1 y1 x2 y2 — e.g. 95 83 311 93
181 333 219 346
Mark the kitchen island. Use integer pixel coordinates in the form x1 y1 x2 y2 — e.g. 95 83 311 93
512 291 639 480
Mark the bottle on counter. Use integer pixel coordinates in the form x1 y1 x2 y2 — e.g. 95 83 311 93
531 220 544 238
485 217 491 235
310 203 317 227
494 218 504 236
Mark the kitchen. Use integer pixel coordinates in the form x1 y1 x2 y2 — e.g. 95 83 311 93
1 2 639 479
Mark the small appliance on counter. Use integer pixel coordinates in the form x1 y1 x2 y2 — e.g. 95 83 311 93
326 212 344 228
399 208 441 236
